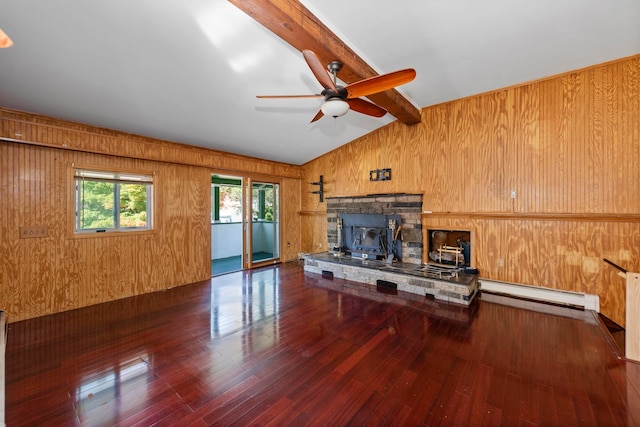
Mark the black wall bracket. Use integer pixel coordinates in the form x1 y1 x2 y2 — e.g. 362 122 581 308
370 168 392 182
310 175 324 202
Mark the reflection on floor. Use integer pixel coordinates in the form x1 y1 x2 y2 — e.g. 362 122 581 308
6 263 638 426
211 252 274 276
599 313 625 355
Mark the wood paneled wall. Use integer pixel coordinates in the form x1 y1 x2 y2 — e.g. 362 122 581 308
301 55 640 326
280 177 302 261
0 142 208 321
0 108 304 180
1 110 303 322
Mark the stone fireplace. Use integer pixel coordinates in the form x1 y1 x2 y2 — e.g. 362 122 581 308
304 193 479 306
326 193 423 264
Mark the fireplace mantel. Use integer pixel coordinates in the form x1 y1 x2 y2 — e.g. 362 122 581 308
326 192 424 200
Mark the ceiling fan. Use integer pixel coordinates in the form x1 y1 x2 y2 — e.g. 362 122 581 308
257 49 416 123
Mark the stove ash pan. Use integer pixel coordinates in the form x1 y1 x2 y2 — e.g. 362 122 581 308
335 213 402 261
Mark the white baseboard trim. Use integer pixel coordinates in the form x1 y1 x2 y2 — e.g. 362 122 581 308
1 310 5 427
479 279 600 312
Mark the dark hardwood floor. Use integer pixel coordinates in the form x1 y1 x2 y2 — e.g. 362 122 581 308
5 262 640 426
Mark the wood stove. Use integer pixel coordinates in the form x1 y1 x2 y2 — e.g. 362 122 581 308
326 193 423 264
336 213 402 261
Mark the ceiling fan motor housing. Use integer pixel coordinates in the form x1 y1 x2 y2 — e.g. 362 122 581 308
321 87 348 101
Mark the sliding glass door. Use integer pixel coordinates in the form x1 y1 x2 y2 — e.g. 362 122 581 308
210 174 281 275
246 180 280 267
211 175 244 275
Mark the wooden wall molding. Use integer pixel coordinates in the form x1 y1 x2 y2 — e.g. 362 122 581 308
423 212 640 222
298 211 327 216
0 108 304 179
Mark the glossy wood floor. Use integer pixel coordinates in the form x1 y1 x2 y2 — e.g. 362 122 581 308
6 262 640 426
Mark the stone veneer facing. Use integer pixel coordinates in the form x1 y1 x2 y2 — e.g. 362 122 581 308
326 193 423 264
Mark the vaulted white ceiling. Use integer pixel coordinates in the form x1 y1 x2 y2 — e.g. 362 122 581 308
1 0 639 165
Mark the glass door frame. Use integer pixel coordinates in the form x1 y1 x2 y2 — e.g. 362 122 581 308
210 173 244 276
244 176 281 269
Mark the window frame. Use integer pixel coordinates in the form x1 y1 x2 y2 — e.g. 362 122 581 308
211 175 243 224
69 164 155 236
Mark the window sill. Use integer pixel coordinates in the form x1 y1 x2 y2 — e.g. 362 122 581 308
69 229 155 239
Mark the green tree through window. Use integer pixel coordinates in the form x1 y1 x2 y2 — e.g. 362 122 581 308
120 183 148 227
78 180 115 229
74 168 153 232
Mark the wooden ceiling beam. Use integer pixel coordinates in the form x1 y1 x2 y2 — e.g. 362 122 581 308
228 0 422 125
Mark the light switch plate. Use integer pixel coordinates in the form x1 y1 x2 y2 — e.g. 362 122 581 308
20 226 49 238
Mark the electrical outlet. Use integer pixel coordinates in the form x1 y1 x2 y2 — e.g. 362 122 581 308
20 226 49 239
497 258 505 268
510 190 517 199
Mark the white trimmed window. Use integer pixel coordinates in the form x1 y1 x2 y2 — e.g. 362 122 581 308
73 168 153 233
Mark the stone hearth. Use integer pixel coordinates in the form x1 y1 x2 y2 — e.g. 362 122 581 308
308 193 479 306
304 253 478 306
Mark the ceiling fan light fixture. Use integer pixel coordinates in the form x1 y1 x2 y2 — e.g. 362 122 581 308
321 98 349 118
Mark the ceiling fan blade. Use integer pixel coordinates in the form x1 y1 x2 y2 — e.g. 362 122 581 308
0 28 13 48
310 109 324 123
302 49 337 92
345 69 416 99
347 98 387 118
257 94 323 99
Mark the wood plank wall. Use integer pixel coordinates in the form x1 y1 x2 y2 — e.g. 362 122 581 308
280 177 302 261
0 108 304 179
301 55 640 326
0 109 304 322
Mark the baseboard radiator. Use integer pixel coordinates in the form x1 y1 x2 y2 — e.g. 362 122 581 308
1 310 5 427
480 279 600 312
